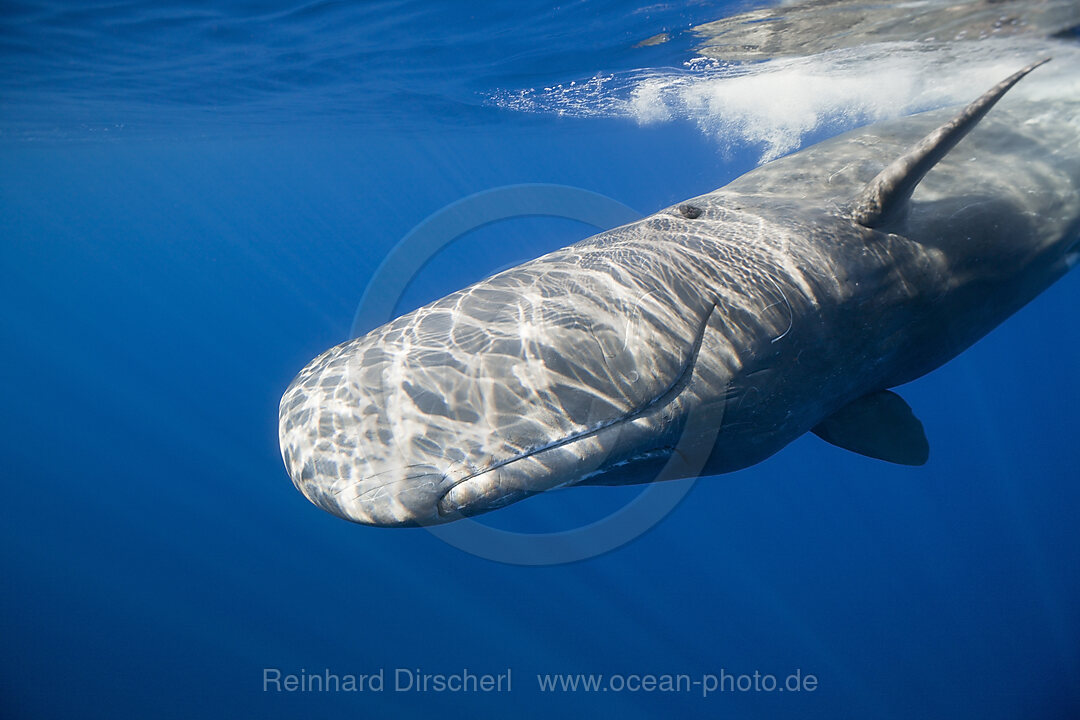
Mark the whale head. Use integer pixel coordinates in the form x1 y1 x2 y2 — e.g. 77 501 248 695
278 248 718 526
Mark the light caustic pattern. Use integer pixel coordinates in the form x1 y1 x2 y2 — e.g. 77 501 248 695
279 206 799 527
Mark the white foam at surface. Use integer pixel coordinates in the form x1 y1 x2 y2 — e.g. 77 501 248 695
490 38 1080 163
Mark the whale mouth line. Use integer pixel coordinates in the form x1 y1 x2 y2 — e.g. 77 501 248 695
434 302 719 517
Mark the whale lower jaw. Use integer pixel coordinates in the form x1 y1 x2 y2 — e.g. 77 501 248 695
433 404 685 520
435 423 679 520
435 304 728 520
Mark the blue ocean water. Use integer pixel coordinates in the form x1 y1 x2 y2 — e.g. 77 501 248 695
2 2 1079 719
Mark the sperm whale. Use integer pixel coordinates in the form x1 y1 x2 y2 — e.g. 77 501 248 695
279 60 1079 526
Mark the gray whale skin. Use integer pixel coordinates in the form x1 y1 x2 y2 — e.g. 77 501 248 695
279 60 1079 527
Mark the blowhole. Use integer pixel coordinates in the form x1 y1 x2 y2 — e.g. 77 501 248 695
677 204 703 219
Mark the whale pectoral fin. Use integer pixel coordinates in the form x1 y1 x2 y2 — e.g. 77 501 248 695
812 390 929 466
850 58 1049 228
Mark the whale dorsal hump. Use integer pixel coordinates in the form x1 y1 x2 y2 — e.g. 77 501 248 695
850 58 1049 229
812 390 929 466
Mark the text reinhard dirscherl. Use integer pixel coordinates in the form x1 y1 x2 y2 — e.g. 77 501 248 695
262 668 819 698
263 668 512 694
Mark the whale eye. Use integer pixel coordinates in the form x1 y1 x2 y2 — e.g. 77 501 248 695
677 204 702 219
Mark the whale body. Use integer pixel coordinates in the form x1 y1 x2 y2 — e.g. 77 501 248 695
279 61 1079 526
